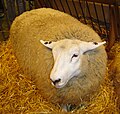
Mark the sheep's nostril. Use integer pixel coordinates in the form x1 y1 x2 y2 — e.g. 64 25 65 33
51 78 61 85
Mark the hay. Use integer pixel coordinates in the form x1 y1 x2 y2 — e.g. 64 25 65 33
0 41 60 114
0 40 119 113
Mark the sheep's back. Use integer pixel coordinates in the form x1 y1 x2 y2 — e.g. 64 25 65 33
10 8 107 105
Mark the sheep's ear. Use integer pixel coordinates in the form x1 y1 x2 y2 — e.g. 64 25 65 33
80 41 106 54
40 40 56 49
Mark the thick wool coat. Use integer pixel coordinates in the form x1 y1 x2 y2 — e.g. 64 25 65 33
10 8 107 105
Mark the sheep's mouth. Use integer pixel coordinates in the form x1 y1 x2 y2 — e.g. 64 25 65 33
52 81 68 89
51 75 77 88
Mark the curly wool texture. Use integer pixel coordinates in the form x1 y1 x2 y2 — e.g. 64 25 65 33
10 8 107 105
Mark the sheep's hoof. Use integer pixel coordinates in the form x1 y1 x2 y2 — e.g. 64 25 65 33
61 103 87 112
61 104 76 112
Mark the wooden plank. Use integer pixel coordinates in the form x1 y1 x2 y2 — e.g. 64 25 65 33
114 3 120 39
106 6 117 51
82 0 117 5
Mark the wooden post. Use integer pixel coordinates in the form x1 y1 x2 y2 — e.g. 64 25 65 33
115 0 120 40
6 0 16 22
106 6 117 51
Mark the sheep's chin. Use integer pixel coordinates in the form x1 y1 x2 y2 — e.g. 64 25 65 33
52 81 68 89
55 83 66 89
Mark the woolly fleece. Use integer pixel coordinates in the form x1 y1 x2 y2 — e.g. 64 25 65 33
10 8 107 105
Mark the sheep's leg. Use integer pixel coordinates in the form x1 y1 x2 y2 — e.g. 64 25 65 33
61 104 76 112
61 103 87 112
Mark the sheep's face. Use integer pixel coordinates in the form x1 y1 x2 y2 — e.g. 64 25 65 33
40 39 106 88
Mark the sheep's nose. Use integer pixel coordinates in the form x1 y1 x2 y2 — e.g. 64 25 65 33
50 78 61 85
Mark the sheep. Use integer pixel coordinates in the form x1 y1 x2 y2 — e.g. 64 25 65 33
10 8 107 109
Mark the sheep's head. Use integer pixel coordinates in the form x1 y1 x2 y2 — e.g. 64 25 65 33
40 39 106 88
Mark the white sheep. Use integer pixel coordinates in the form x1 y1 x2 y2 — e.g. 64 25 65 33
40 39 106 89
10 8 107 110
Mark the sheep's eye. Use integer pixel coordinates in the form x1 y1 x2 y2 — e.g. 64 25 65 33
72 54 78 59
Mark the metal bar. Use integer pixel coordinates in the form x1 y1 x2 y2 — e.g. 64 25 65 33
42 0 47 7
28 0 33 10
93 2 102 34
1 0 9 40
16 0 26 14
0 0 4 11
1 0 10 29
59 0 65 12
72 0 79 19
78 0 87 24
47 0 53 8
86 1 94 29
65 0 72 15
0 21 5 39
16 0 20 14
101 3 109 37
6 0 16 22
37 0 43 7
22 0 26 11
0 0 7 40
53 0 59 10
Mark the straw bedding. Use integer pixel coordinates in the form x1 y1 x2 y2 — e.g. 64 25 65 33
0 40 119 113
108 42 120 110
